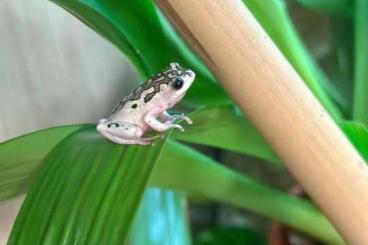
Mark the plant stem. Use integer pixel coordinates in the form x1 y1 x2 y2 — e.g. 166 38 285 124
155 1 367 243
353 0 368 125
243 0 344 120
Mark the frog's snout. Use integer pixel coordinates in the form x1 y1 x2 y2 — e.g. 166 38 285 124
184 70 195 82
96 123 105 132
96 119 108 132
98 119 108 124
186 70 195 78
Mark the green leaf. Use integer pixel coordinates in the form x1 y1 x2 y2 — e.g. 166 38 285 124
296 0 353 17
0 124 86 201
8 126 167 245
353 0 368 125
1 126 342 243
242 0 343 120
50 0 230 107
0 106 279 204
2 102 282 204
194 226 265 245
341 121 368 160
130 188 191 245
151 141 343 244
322 18 354 118
172 105 280 164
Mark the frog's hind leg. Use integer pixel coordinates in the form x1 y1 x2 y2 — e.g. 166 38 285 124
144 109 184 132
97 120 154 145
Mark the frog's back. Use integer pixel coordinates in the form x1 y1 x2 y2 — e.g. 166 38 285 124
109 74 169 123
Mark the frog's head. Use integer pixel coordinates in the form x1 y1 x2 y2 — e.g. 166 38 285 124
164 62 195 101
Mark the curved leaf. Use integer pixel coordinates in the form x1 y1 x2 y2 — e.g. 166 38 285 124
151 141 343 244
324 18 354 118
172 105 280 164
50 0 230 107
353 0 368 125
130 188 191 245
8 126 167 245
0 125 86 201
1 126 342 243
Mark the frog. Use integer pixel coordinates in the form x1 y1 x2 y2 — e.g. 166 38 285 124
96 62 195 145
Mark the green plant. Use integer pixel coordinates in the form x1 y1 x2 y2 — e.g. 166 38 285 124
1 0 367 244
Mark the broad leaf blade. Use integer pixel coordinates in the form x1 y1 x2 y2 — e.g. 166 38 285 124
0 125 342 244
8 126 166 245
172 106 280 164
130 188 191 245
0 125 86 201
151 141 343 244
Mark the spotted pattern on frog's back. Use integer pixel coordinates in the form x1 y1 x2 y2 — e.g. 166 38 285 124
110 63 186 115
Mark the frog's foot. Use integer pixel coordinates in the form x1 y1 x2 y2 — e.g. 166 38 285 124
144 111 184 132
145 118 184 132
159 112 192 125
166 114 192 125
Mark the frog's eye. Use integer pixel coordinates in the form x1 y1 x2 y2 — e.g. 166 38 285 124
172 77 184 90
168 62 177 70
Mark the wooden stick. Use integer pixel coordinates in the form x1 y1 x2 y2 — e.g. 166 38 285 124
155 0 368 243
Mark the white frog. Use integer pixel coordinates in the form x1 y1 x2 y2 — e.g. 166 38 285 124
97 62 195 145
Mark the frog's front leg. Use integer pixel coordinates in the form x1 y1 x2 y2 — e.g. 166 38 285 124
144 108 184 132
159 111 193 125
97 120 157 145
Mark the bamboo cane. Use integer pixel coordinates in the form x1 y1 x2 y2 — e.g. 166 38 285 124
155 0 368 243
